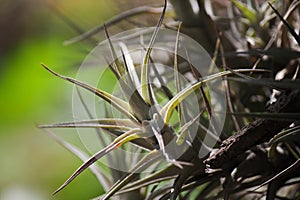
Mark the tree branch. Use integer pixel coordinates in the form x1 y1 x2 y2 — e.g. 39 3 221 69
204 90 300 169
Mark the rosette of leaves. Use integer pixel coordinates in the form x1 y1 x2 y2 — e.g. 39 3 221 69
40 0 300 199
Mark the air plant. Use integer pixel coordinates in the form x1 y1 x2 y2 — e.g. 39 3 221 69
40 0 300 199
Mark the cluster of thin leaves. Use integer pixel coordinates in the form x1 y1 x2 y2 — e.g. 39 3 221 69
41 0 300 199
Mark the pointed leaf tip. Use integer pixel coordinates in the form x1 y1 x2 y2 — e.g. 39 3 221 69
41 63 60 77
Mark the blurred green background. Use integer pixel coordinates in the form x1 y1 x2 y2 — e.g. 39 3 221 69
0 0 116 199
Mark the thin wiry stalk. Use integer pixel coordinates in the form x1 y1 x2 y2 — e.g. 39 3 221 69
253 1 300 69
64 5 165 45
184 45 212 118
268 2 300 46
254 159 300 191
219 33 241 131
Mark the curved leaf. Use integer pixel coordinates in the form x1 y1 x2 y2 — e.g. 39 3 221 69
161 69 266 124
39 118 138 131
53 128 142 195
101 150 161 200
43 129 111 191
121 165 179 193
141 0 167 104
42 64 139 123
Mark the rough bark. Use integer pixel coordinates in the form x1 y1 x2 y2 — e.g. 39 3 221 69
204 90 300 169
